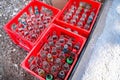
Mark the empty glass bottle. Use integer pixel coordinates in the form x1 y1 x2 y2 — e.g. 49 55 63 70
58 70 65 79
47 53 53 62
38 68 45 77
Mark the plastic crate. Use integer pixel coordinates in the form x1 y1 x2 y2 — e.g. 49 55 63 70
21 24 86 80
4 0 60 51
55 0 101 38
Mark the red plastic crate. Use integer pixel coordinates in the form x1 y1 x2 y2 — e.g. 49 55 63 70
55 0 101 38
4 0 60 51
21 24 86 80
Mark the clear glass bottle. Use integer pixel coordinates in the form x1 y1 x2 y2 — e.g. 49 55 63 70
47 53 53 62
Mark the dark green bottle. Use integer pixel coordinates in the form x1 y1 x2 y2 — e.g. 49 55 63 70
46 74 53 80
66 56 74 65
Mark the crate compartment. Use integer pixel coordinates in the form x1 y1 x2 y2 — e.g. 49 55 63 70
4 0 60 51
21 24 86 80
56 0 101 37
55 20 89 38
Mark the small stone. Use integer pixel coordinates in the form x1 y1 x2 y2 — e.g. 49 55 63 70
0 13 2 17
0 34 2 37
12 48 16 52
